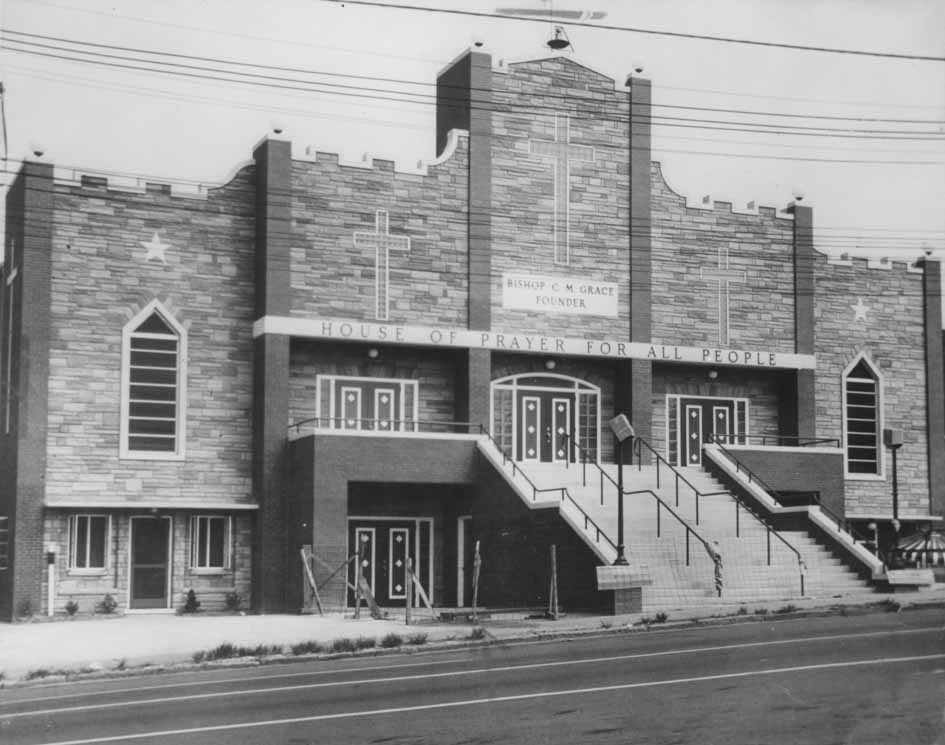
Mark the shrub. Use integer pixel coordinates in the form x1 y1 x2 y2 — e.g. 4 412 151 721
207 642 237 660
468 627 486 640
881 598 901 613
291 640 323 656
407 632 428 646
356 636 376 650
330 637 357 653
99 594 118 615
16 598 33 618
25 668 52 681
114 659 127 671
736 606 748 616
182 589 201 614
753 607 769 616
774 604 798 615
192 651 206 664
380 633 403 648
654 612 668 624
224 592 242 612
64 600 80 617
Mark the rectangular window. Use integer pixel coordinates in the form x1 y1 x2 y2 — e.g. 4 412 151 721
190 516 230 569
70 515 109 570
0 516 9 570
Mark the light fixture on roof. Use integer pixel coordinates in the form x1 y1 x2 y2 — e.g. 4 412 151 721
29 141 45 158
547 25 571 51
792 186 806 202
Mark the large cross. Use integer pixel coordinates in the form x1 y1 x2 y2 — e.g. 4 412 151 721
353 210 411 321
529 114 595 265
699 247 746 347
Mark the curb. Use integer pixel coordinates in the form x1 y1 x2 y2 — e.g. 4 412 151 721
4 597 942 690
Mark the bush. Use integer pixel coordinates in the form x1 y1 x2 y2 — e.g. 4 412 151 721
114 659 127 671
407 632 428 646
753 607 769 616
291 640 323 656
468 627 486 640
774 604 798 615
64 600 80 617
356 636 376 650
182 589 201 614
654 612 669 624
330 637 357 653
380 633 403 648
224 592 242 612
881 598 901 613
99 594 118 615
736 606 748 616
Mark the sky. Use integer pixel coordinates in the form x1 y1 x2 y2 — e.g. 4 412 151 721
0 0 943 269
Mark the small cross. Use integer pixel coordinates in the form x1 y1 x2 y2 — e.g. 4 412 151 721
529 114 595 265
141 232 170 264
700 247 746 347
353 210 411 321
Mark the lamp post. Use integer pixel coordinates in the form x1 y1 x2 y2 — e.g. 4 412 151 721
883 428 904 565
609 414 635 566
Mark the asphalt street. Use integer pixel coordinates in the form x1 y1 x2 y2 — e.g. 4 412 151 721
1 608 943 745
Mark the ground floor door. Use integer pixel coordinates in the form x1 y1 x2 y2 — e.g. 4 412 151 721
457 515 473 607
517 391 575 463
669 396 747 467
129 516 170 609
348 518 433 607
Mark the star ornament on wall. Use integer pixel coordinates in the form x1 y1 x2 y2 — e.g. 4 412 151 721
141 232 171 264
852 297 870 322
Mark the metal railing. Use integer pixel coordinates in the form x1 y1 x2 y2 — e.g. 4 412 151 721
288 417 482 436
477 427 618 556
565 434 716 567
719 433 841 448
707 434 870 553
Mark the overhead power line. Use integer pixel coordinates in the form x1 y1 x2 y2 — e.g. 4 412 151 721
3 28 943 126
3 39 944 143
315 0 945 62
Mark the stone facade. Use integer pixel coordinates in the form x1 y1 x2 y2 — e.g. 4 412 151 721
490 59 631 340
814 255 930 517
651 164 796 352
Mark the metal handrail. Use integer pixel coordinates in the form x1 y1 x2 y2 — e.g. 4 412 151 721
288 417 482 435
477 427 618 555
708 434 870 548
565 434 715 567
621 433 804 592
730 434 841 448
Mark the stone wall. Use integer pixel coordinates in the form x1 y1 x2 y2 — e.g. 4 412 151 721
45 172 256 508
814 255 929 517
490 58 631 339
650 163 796 353
289 139 469 326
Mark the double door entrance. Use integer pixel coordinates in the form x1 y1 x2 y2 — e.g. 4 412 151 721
348 518 433 607
669 396 748 467
517 392 575 463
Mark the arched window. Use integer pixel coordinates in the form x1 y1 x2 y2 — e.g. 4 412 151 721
120 301 187 459
843 354 882 477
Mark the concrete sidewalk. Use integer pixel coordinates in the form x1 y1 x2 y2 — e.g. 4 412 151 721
2 590 944 685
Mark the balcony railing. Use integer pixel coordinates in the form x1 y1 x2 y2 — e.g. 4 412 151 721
288 417 482 436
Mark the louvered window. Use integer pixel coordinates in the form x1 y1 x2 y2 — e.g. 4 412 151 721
845 359 881 475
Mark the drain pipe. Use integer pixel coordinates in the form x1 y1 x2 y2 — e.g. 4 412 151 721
45 544 56 617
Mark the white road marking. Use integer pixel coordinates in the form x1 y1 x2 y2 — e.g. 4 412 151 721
5 626 942 719
31 654 945 745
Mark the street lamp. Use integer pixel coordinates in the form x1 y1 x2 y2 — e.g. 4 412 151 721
609 414 635 566
883 428 904 565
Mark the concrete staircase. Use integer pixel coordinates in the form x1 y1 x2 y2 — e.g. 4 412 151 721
495 452 876 612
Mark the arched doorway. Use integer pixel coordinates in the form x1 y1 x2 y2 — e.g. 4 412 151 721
490 374 601 463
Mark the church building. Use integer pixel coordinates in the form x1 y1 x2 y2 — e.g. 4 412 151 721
1 45 942 620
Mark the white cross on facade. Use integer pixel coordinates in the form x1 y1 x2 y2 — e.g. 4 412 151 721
353 210 411 321
529 114 595 265
699 246 746 347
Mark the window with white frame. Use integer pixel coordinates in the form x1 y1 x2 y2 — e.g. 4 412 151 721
190 516 230 569
844 356 882 476
121 301 187 458
69 514 109 570
0 516 9 570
